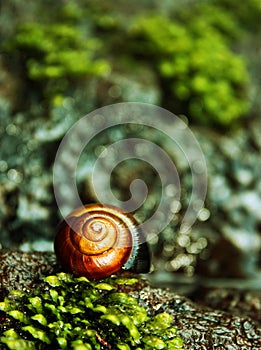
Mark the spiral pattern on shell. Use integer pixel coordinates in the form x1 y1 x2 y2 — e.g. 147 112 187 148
54 204 150 279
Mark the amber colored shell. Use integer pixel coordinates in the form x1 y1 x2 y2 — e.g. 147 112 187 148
54 204 150 279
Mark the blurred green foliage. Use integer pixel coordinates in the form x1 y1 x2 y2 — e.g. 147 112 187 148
5 22 110 99
129 12 249 126
214 0 261 32
14 24 110 79
1 0 260 126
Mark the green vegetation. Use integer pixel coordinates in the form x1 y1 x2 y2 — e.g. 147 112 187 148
12 23 110 80
0 273 183 350
129 12 249 127
2 0 260 127
5 22 110 99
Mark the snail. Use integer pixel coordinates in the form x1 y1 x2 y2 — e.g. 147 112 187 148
54 203 150 279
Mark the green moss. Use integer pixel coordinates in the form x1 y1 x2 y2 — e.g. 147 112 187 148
130 11 250 127
0 273 184 350
4 21 110 98
10 22 110 78
2 1 254 127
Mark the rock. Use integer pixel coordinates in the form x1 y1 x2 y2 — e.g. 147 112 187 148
0 250 260 349
0 249 57 299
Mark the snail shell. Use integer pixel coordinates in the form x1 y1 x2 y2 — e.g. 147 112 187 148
54 204 150 279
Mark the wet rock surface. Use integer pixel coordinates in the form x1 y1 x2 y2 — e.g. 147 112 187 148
0 250 260 349
129 286 261 349
0 249 56 299
195 287 261 325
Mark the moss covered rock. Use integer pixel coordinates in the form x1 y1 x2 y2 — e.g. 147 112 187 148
0 271 183 350
0 250 260 350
